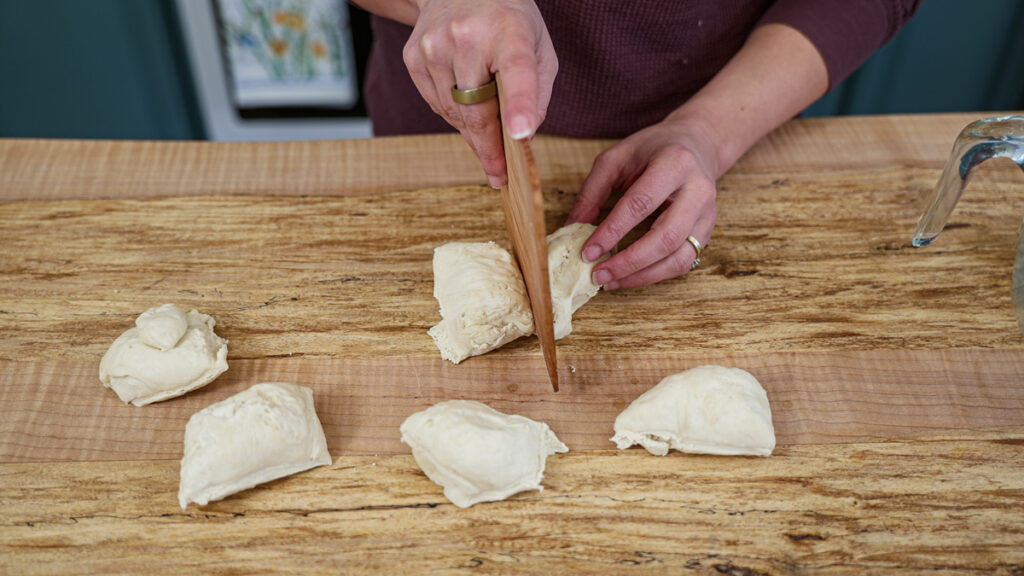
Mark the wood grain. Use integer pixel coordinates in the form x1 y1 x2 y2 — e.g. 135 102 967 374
2 135 1023 465
0 113 991 202
1 166 1020 365
2 430 1023 575
2 349 1023 463
3 115 1024 573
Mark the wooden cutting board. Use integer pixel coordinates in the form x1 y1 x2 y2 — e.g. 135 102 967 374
2 114 1024 574
1 114 1023 463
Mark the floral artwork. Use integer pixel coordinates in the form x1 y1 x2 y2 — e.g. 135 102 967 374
217 0 359 108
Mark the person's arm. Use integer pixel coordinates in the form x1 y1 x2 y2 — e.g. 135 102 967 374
353 0 557 188
567 23 828 290
349 0 418 26
671 23 829 183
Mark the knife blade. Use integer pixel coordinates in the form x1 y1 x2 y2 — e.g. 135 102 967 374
495 73 559 392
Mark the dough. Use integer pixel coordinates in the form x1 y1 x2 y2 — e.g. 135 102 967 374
136 303 189 350
547 223 607 339
400 400 568 508
99 304 229 406
428 226 608 361
428 242 534 364
611 365 775 457
178 382 332 510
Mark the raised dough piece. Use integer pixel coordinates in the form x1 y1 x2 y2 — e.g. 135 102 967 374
400 400 568 508
547 223 607 339
428 242 533 364
99 304 229 406
178 382 332 510
611 365 775 457
136 303 188 351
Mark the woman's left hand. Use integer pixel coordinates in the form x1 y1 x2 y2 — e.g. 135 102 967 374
566 116 721 290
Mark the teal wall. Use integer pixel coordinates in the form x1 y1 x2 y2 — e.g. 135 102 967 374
0 0 1021 140
0 0 201 139
805 0 1024 116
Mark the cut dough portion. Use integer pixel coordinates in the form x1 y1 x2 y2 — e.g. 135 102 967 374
547 223 607 339
400 400 568 508
611 365 775 457
178 382 332 510
99 304 229 406
428 226 609 361
428 242 534 364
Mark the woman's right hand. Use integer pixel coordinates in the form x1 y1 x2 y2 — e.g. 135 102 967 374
402 0 558 188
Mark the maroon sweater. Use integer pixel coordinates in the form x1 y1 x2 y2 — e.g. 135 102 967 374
365 0 921 138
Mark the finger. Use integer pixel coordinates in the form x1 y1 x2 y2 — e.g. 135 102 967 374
566 144 627 226
459 103 506 188
457 124 505 188
413 26 465 130
535 34 558 127
406 61 447 121
591 181 704 284
403 37 451 123
453 58 506 187
605 213 716 291
492 33 540 140
581 155 681 262
428 63 463 131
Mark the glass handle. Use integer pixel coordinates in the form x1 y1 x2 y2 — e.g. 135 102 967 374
913 115 1024 336
912 115 1024 248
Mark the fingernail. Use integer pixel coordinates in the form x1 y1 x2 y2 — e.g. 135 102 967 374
593 269 611 285
509 115 532 140
583 245 603 262
487 175 503 189
605 280 620 291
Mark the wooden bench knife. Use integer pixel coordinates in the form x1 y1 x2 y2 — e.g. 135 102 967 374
495 73 559 392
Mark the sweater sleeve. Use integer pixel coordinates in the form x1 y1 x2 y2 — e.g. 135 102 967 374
758 0 923 89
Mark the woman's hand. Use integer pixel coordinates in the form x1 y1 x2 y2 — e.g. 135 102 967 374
566 117 720 290
566 22 830 291
403 0 558 187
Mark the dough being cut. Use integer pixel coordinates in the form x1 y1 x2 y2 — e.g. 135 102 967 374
428 225 609 361
611 366 775 457
428 242 534 364
99 304 229 406
400 400 568 508
178 382 332 510
547 223 607 339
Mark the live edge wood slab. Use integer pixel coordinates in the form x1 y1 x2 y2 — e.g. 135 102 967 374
1 113 1023 574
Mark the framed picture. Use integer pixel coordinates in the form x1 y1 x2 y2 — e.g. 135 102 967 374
176 0 373 141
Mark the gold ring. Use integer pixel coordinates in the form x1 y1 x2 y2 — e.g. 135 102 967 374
686 235 704 259
451 78 497 105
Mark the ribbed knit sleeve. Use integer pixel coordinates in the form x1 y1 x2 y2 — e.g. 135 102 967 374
758 0 923 89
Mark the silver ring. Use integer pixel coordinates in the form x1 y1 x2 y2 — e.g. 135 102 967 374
690 257 701 271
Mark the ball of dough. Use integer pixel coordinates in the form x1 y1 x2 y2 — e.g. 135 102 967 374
428 242 534 364
547 223 607 340
611 366 776 457
135 303 188 351
400 400 568 508
178 382 332 510
99 304 229 406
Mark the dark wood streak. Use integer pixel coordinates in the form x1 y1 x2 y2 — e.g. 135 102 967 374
2 436 1022 574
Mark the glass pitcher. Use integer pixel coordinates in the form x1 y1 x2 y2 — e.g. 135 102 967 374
912 115 1024 334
